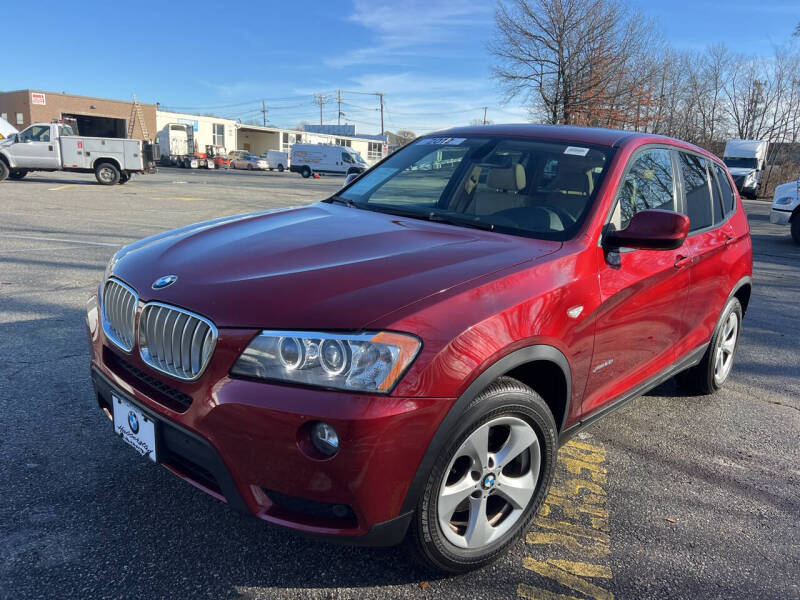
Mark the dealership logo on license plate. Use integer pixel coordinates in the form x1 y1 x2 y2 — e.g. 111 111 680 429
112 395 157 462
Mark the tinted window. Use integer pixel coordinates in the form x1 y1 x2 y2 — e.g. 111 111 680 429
611 148 675 231
710 168 726 224
715 164 736 215
20 125 50 142
342 152 354 164
679 153 713 232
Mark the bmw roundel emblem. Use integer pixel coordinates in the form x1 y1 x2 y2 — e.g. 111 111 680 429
482 473 496 490
152 274 178 290
128 411 140 434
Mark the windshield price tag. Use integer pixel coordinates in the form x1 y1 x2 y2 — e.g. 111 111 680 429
564 146 590 156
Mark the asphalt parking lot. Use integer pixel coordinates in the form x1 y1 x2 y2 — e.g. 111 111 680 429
1 168 798 599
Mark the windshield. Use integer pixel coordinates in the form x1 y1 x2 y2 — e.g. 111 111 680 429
723 157 758 170
337 136 613 241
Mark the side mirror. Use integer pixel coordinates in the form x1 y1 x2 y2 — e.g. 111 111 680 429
603 209 690 251
344 172 360 186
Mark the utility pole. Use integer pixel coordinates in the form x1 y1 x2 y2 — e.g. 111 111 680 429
483 106 488 125
337 90 343 126
376 92 385 134
261 100 267 127
314 94 328 125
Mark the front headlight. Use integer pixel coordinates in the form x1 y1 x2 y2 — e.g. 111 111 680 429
230 330 421 393
775 196 794 206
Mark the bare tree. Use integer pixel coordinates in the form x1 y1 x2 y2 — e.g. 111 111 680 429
490 0 656 126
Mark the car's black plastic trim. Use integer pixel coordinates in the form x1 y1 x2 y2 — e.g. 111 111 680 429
91 366 250 514
398 344 571 516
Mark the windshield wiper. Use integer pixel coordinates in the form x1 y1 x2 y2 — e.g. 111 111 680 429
328 195 357 208
427 213 495 231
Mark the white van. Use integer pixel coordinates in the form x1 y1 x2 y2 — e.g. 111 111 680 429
723 139 768 199
0 116 18 140
290 144 368 178
261 150 289 172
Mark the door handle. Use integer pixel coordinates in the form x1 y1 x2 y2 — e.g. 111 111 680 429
725 235 734 246
674 255 692 269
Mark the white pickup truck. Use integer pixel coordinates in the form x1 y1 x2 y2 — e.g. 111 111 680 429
0 122 145 185
770 175 800 244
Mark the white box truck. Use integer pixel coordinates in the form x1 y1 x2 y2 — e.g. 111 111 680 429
722 139 768 199
289 144 368 178
156 123 209 168
0 121 145 184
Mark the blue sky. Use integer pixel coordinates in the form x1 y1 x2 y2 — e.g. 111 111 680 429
3 0 798 134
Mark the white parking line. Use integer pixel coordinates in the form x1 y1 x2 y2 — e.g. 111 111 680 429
0 245 77 253
0 233 123 247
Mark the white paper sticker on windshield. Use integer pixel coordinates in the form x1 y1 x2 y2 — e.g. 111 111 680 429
564 146 590 156
417 137 466 146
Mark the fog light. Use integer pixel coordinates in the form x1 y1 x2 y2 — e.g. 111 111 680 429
311 422 339 457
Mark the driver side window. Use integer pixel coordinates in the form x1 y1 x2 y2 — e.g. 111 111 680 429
610 148 676 231
20 125 51 142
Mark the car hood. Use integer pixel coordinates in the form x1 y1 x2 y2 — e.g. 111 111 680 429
112 203 561 329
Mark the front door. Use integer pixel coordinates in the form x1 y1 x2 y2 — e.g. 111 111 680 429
583 146 691 416
10 124 59 169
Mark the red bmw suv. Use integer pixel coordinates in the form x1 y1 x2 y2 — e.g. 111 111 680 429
87 125 752 572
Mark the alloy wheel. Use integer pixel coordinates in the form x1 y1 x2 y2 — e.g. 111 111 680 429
437 416 540 549
714 311 739 385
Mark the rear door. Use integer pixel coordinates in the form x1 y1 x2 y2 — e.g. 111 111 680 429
673 152 734 355
583 146 691 415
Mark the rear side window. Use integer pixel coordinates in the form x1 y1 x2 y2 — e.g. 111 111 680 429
715 164 736 215
679 153 713 232
610 148 675 231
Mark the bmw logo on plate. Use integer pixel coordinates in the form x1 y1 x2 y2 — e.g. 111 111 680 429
128 411 140 434
151 274 178 290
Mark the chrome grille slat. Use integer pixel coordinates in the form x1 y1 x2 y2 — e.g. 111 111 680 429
139 302 217 381
101 278 138 352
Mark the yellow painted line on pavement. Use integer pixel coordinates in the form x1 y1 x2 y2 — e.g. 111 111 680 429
48 184 74 191
520 439 615 599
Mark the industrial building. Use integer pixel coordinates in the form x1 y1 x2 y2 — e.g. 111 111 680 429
0 89 156 140
0 89 388 164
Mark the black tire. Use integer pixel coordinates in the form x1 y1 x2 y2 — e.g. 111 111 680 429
791 216 800 245
247 164 254 171
301 166 311 178
0 161 8 181
278 164 284 172
8 170 27 180
677 297 743 395
95 162 120 185
411 376 558 573
119 172 130 184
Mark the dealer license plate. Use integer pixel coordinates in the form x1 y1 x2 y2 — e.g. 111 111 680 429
112 395 157 463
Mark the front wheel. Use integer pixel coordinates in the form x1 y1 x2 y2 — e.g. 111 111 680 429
791 216 800 244
411 377 557 573
677 297 742 395
95 162 120 185
0 161 8 181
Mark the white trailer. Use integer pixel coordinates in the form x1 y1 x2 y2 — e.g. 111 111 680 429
0 122 144 184
723 139 768 199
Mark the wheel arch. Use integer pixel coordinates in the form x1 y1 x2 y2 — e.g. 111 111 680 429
399 344 571 515
730 276 753 316
93 156 121 170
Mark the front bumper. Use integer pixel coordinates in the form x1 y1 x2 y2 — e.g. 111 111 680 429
770 208 792 225
86 294 450 545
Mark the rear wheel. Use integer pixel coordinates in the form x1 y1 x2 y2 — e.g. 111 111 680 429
791 216 800 244
247 164 254 171
278 164 284 172
411 377 557 573
8 170 27 180
677 297 742 395
95 162 120 185
301 166 311 178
